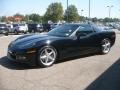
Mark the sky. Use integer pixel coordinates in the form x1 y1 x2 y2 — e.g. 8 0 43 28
0 0 120 18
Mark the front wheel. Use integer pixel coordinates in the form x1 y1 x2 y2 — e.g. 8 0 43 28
101 38 111 54
38 46 57 67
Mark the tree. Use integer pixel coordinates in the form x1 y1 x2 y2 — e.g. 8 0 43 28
13 13 24 22
80 16 86 22
92 17 98 22
29 13 42 23
24 15 30 23
44 2 63 23
7 16 14 22
64 5 79 22
112 18 119 22
103 17 112 22
0 16 1 22
1 16 6 22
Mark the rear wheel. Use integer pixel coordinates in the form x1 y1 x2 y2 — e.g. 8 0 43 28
38 46 57 67
4 32 8 36
24 32 27 34
101 38 111 54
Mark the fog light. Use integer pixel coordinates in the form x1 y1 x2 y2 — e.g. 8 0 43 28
16 56 26 60
27 50 36 54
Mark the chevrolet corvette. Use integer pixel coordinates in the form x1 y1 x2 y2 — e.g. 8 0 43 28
7 23 116 67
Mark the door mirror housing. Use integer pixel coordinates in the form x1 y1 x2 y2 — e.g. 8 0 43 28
76 31 81 37
76 31 87 39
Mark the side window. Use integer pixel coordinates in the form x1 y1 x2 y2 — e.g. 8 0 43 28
78 25 94 36
78 26 93 31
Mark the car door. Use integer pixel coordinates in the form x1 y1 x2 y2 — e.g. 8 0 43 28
74 25 97 55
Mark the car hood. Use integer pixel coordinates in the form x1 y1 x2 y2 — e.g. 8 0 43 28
11 34 61 47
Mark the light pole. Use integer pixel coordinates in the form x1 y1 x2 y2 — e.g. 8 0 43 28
107 5 114 18
81 9 84 16
89 0 91 21
118 9 120 18
0 17 1 22
27 15 29 23
67 0 69 22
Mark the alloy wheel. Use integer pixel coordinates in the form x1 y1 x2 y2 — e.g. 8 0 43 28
39 47 56 66
102 39 111 54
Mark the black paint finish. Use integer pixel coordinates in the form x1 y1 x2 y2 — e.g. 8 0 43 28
7 23 116 65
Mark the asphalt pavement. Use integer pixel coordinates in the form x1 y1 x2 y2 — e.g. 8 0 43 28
0 31 120 90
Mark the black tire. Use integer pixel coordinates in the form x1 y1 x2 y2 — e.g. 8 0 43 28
14 30 18 35
24 32 27 34
37 46 57 68
100 38 111 54
4 32 8 36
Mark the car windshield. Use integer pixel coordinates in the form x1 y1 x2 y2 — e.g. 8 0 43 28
19 24 25 26
48 24 79 37
13 24 18 27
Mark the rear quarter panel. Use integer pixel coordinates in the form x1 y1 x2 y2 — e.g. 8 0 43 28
97 30 116 46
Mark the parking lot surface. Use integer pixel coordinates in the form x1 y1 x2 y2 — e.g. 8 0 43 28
0 31 120 90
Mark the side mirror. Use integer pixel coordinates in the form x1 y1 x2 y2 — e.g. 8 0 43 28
75 31 87 39
76 31 81 37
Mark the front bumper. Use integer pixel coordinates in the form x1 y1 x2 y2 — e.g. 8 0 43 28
7 49 37 66
18 29 28 33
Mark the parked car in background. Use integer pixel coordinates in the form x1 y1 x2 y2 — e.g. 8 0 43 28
98 25 112 30
28 23 42 33
113 24 120 30
12 24 28 34
0 23 9 35
42 23 51 32
6 24 13 33
37 24 43 32
51 23 62 29
106 23 120 30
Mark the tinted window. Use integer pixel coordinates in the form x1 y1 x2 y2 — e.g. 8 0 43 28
77 25 94 36
48 24 79 37
78 25 93 32
13 24 18 27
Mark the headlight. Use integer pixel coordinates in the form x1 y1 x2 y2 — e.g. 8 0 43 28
19 42 36 49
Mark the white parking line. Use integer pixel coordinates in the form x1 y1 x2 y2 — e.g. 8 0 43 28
0 35 22 39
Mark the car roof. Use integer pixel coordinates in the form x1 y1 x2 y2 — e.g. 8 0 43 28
65 23 92 27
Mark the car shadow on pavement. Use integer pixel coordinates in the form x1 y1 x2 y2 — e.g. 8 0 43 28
56 53 97 64
85 58 120 90
0 56 39 70
0 53 97 70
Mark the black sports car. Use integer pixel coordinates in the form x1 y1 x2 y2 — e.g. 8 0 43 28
7 23 116 67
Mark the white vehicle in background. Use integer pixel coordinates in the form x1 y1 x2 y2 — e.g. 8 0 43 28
12 24 28 34
6 24 13 32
